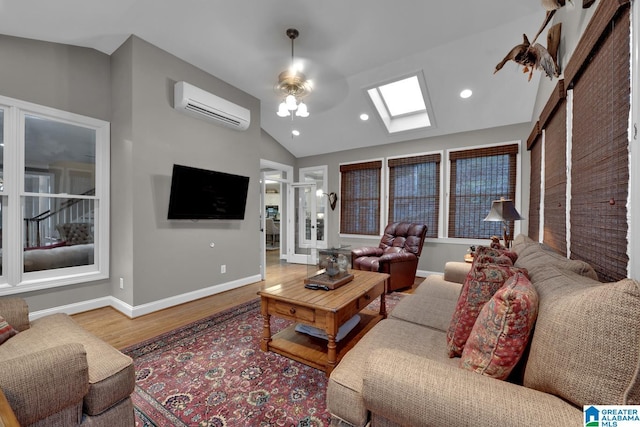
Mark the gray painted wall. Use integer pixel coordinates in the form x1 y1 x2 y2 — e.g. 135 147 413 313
296 122 532 273
0 35 113 311
113 36 262 306
0 34 265 310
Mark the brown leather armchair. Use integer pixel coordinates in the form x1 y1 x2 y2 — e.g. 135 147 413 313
351 222 428 292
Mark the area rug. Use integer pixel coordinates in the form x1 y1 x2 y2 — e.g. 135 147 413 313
124 292 406 427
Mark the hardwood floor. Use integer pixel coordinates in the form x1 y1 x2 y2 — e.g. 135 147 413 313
71 249 423 350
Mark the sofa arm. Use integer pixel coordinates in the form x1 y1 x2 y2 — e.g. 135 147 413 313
362 348 582 427
443 261 471 284
351 247 383 259
0 298 30 332
0 343 89 426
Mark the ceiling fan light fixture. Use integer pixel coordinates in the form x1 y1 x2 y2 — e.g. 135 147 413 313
295 101 309 117
285 94 298 111
277 102 290 117
275 28 311 119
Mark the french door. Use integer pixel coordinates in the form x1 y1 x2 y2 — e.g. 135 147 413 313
287 182 317 265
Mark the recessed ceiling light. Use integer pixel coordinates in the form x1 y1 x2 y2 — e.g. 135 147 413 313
360 113 369 121
460 89 473 99
292 130 300 136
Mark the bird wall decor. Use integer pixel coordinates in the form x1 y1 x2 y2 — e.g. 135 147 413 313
494 29 560 81
494 0 570 81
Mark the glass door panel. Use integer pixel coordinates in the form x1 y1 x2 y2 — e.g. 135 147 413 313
288 183 316 265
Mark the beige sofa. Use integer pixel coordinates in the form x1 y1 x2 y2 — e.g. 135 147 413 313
327 234 640 426
0 298 135 426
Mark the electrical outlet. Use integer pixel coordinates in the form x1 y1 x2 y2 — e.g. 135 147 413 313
119 277 124 289
221 265 226 274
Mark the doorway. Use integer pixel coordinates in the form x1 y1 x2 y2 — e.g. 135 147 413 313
260 160 292 280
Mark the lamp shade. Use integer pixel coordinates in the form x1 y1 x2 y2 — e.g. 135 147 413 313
483 199 522 222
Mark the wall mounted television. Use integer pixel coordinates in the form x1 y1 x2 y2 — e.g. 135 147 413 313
167 164 250 220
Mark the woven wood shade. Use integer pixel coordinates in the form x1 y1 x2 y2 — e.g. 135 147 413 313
340 161 382 235
448 145 519 239
544 99 567 255
570 7 630 282
388 154 440 238
528 135 542 241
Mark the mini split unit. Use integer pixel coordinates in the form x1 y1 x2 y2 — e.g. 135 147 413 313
173 81 250 131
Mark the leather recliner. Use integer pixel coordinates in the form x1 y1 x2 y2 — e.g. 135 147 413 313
351 222 428 292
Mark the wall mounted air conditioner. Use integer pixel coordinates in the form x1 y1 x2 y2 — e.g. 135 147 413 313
174 81 250 131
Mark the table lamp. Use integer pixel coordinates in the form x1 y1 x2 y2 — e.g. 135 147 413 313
483 198 522 248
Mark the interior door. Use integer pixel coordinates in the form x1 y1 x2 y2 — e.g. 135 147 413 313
287 182 317 265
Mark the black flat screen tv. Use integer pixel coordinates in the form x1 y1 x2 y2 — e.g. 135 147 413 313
167 164 250 220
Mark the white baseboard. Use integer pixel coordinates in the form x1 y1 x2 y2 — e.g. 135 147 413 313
29 274 262 320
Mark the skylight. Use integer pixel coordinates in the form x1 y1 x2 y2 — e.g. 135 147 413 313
367 73 433 134
377 76 426 116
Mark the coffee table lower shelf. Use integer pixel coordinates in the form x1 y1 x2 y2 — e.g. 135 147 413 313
267 310 382 374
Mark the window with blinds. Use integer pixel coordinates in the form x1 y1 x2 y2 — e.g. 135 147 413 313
340 160 382 235
544 100 567 255
388 154 440 238
570 6 630 282
528 136 542 241
448 144 519 239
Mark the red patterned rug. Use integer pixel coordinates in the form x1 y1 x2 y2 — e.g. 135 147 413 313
124 292 405 427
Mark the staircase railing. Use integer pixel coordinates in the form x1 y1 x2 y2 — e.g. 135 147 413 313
24 189 95 248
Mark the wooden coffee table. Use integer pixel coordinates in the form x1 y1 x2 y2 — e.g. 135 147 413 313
258 269 389 375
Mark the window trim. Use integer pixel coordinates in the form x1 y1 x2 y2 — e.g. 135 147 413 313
0 95 110 295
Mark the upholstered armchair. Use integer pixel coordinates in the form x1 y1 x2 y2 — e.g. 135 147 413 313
351 222 428 292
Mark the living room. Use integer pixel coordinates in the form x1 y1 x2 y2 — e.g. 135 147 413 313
0 0 638 425
1 0 636 316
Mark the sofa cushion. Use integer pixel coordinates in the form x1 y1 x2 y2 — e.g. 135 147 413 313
391 277 462 332
514 241 598 281
0 315 18 345
446 263 528 357
460 272 538 380
327 318 457 427
523 278 640 406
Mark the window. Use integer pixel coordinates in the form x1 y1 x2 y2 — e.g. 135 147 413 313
448 144 519 239
0 95 109 293
388 154 440 238
340 160 382 236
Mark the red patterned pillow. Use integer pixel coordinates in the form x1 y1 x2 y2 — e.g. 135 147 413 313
0 315 18 345
446 263 528 357
475 246 518 264
460 272 539 380
474 254 513 266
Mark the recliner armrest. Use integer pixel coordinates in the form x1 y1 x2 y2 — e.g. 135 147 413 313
351 247 383 258
0 343 89 426
378 251 417 264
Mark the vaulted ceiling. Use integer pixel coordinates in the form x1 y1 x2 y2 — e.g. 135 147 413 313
0 0 550 157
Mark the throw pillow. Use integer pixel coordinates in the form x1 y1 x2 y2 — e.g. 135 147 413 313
460 272 539 380
57 223 93 246
446 263 528 357
0 315 18 345
474 254 513 266
475 245 518 264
